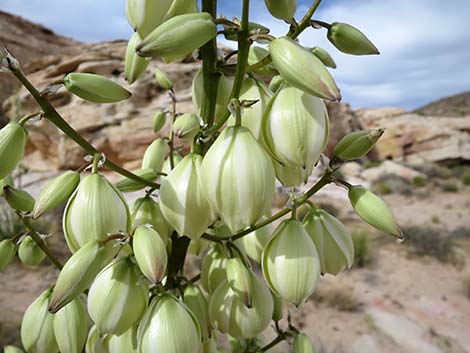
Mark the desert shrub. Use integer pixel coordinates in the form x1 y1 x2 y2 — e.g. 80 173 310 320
463 278 470 299
351 231 372 268
402 226 457 264
411 176 428 187
371 174 413 196
312 283 360 311
431 215 440 224
363 160 382 169
413 163 452 180
438 180 459 192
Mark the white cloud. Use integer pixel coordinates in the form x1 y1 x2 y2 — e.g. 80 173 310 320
250 0 470 109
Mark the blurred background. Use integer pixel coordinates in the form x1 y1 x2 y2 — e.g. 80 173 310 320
0 1 469 352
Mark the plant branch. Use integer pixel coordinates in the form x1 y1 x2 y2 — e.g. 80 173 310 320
9 66 160 189
290 0 323 39
168 90 177 169
22 217 63 270
200 0 220 128
208 0 251 134
254 331 290 353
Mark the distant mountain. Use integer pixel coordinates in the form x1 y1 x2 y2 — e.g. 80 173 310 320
414 92 470 117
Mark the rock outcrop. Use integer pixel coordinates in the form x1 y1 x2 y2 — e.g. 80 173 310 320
0 10 78 125
356 107 470 165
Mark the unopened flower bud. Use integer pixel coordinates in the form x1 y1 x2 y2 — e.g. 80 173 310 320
208 272 273 339
107 326 138 353
192 69 233 123
200 126 275 232
21 288 59 353
227 78 272 139
141 138 168 172
161 151 182 175
53 297 88 353
85 325 108 353
155 68 173 90
247 46 277 76
133 225 168 284
269 37 340 101
126 0 198 38
49 240 109 313
153 110 167 133
334 128 384 161
18 236 46 267
0 239 17 272
188 238 209 255
33 171 80 219
328 22 379 55
63 173 130 252
348 185 402 238
262 85 329 186
201 244 228 294
311 46 337 69
137 295 202 353
0 122 28 180
160 153 213 240
125 32 150 84
235 222 272 263
88 256 148 335
115 168 157 193
0 174 14 196
173 113 200 140
268 75 284 92
262 219 320 306
226 257 254 307
303 208 354 275
64 73 131 103
131 196 172 242
4 186 35 212
136 13 217 63
4 346 24 353
293 333 315 353
264 0 297 21
183 284 210 340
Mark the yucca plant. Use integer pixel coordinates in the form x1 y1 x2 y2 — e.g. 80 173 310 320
0 0 400 352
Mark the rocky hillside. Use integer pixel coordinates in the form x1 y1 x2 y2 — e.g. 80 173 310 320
0 11 79 124
415 92 470 117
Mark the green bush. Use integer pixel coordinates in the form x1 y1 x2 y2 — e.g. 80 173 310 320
351 231 372 268
463 278 470 299
411 176 428 187
371 174 413 196
439 181 459 192
402 226 458 264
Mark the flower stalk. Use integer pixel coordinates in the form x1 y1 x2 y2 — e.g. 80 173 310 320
9 65 159 189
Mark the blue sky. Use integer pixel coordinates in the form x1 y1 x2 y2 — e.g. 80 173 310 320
0 0 469 110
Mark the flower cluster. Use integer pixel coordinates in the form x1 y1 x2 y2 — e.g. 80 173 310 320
0 0 400 352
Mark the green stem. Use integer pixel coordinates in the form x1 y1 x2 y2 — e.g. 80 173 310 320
10 66 160 189
208 0 251 134
91 153 101 174
200 0 220 128
290 0 323 39
19 112 42 126
202 169 334 243
245 0 323 73
22 217 63 270
168 90 177 169
255 332 289 353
